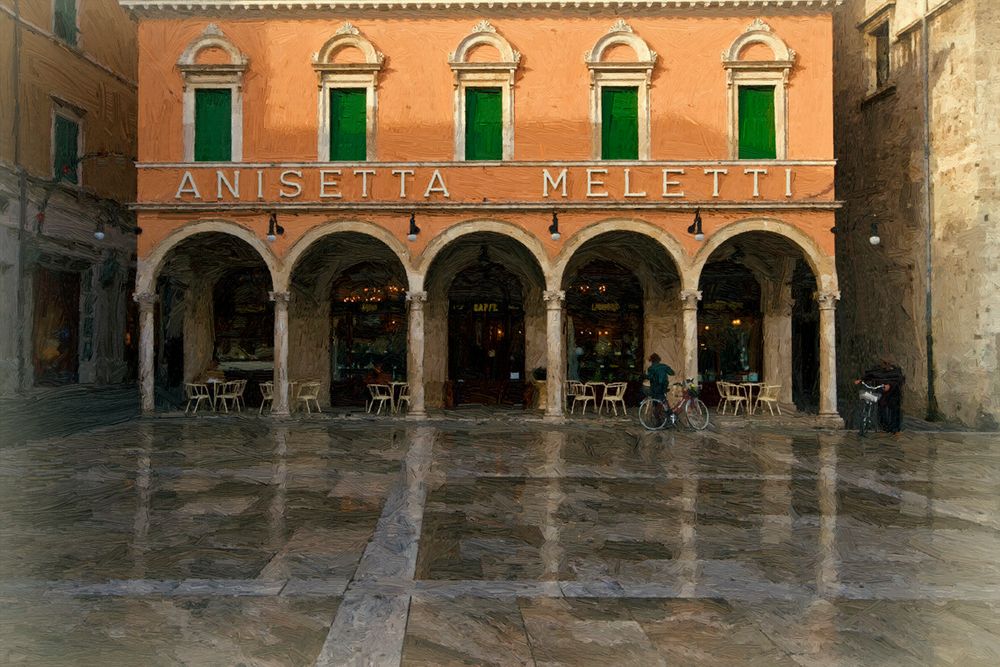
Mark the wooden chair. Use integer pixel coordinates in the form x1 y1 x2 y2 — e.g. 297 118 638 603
754 384 782 415
258 381 273 415
367 383 392 415
296 381 322 414
600 382 628 416
565 381 583 410
395 383 410 413
214 380 241 412
184 383 211 414
571 383 597 415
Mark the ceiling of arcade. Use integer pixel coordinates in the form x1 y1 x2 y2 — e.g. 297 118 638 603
562 231 680 298
424 232 546 299
157 233 270 289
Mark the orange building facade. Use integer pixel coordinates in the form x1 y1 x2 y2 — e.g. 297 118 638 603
124 0 843 421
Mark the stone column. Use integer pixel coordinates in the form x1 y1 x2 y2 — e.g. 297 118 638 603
680 289 702 381
763 291 795 404
135 292 157 414
270 291 291 416
817 291 840 416
544 290 566 419
406 291 427 418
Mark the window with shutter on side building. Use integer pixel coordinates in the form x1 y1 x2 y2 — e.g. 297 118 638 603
54 114 80 183
54 0 77 46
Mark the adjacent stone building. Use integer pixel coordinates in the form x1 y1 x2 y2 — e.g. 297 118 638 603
834 0 999 428
123 0 843 421
0 0 139 394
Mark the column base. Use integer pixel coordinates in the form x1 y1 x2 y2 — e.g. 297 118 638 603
270 408 291 417
543 412 566 423
816 413 845 429
405 410 428 420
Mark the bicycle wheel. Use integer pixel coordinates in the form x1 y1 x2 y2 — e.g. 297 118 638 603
684 398 711 430
858 402 872 437
638 399 667 430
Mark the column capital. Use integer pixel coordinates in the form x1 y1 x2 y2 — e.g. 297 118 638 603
268 291 291 305
679 289 702 309
543 290 566 307
406 290 428 305
815 290 840 310
133 292 157 309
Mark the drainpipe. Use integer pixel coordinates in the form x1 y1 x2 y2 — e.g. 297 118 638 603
13 0 27 392
921 1 939 420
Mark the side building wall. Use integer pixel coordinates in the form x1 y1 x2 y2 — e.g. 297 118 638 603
833 0 1000 428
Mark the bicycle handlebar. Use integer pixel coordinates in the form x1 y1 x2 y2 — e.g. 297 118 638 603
859 381 884 391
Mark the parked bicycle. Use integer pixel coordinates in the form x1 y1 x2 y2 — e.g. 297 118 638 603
638 379 711 431
857 381 884 437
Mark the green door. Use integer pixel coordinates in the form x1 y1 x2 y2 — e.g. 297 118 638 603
465 88 503 160
194 89 232 161
738 86 777 159
601 87 639 160
330 89 367 161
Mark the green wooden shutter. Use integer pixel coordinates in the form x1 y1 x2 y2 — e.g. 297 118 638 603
54 115 79 184
465 88 503 161
601 87 639 160
54 0 77 45
738 86 777 159
330 89 367 161
194 89 232 162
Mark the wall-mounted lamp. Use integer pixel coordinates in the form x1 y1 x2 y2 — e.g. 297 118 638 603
94 221 105 241
407 212 420 242
868 221 881 246
687 208 705 242
731 318 742 326
548 211 560 241
266 212 285 242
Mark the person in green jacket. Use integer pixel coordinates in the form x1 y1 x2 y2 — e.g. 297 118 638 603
646 353 675 402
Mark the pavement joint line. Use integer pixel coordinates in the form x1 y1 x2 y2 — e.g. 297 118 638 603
313 426 436 667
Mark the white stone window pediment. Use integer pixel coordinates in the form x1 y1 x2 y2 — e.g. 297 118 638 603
585 20 655 160
313 23 385 161
449 20 520 161
723 19 795 160
178 24 247 162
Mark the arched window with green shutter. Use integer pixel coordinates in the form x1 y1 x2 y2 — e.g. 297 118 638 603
738 86 777 160
330 88 367 161
601 87 639 160
465 88 503 161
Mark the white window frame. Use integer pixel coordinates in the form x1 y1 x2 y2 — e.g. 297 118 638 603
585 20 656 161
178 24 247 162
313 23 384 162
723 19 795 161
449 20 520 161
51 99 84 185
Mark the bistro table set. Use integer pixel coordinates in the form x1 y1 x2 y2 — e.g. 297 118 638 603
717 380 782 416
182 378 323 414
365 382 410 415
565 380 629 416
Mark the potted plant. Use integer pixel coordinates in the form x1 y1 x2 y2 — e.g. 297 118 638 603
531 367 547 410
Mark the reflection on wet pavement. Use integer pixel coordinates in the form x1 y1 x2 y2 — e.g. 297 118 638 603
1 419 997 665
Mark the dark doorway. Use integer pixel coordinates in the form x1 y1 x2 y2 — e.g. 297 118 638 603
565 260 643 383
32 267 80 385
448 248 525 403
329 262 407 406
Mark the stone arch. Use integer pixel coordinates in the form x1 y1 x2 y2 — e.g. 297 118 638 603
585 19 657 66
417 220 550 282
135 220 279 295
450 20 520 66
314 23 384 67
554 218 690 292
723 18 796 64
178 24 247 67
282 221 415 293
691 217 836 293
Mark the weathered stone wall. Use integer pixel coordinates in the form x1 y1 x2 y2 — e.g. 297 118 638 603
834 0 999 428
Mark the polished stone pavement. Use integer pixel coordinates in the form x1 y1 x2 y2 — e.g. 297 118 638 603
1 415 998 666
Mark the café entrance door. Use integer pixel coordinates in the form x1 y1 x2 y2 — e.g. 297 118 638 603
447 252 525 403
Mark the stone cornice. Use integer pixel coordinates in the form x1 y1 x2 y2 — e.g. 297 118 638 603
120 0 842 14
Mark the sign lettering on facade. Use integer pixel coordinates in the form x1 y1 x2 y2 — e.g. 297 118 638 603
155 164 827 205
